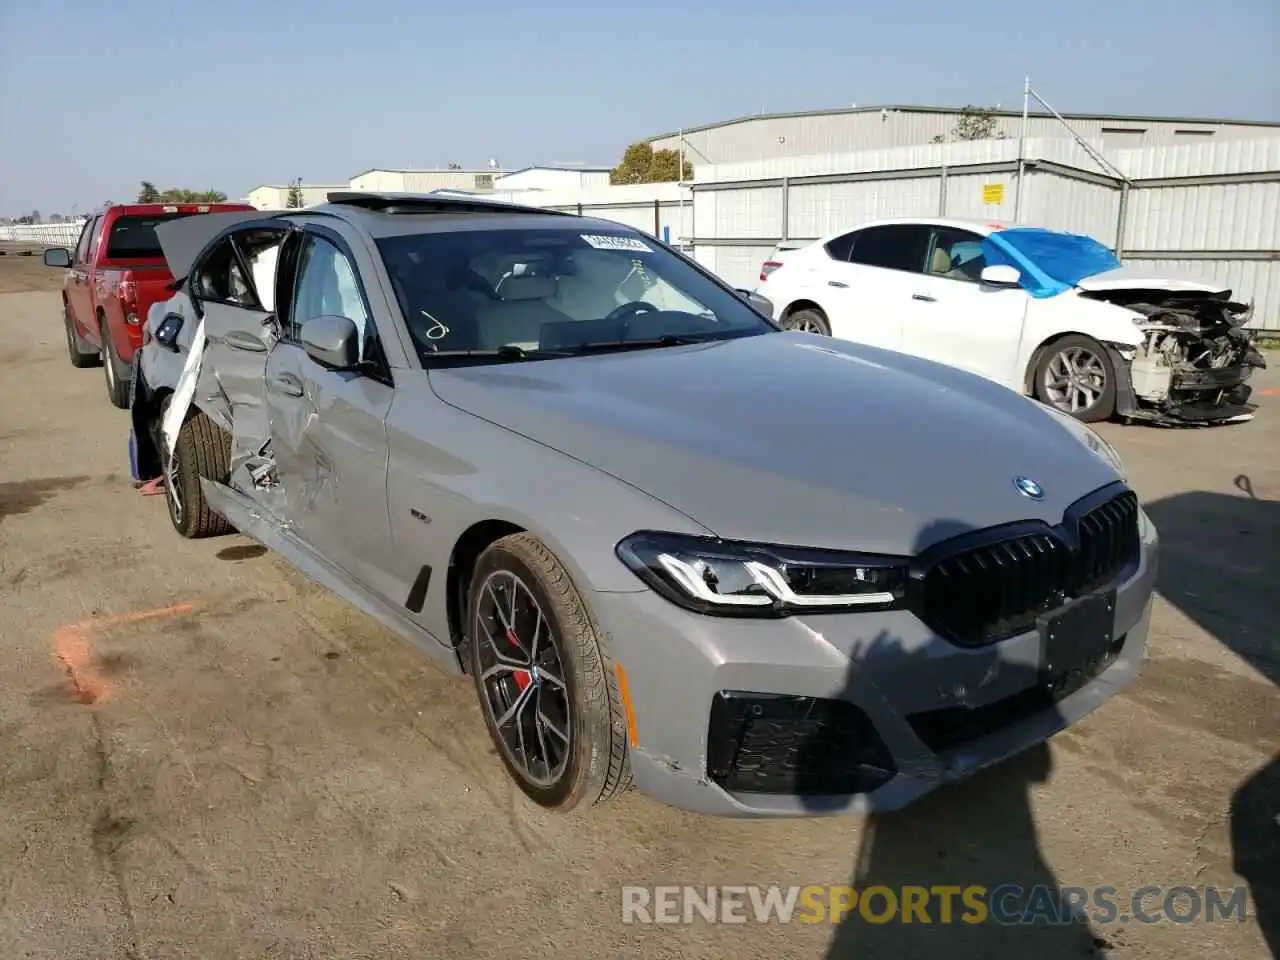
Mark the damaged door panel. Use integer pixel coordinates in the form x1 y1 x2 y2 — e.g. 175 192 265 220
262 229 398 600
1082 288 1267 423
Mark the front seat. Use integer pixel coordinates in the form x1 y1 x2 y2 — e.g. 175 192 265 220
473 276 571 349
929 246 952 276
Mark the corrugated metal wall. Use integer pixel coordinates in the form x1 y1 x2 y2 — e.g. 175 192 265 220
650 110 1280 167
679 137 1279 329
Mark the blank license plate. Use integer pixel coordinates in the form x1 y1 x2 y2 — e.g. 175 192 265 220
1037 591 1118 697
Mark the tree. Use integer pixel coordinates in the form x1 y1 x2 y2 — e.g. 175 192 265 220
135 186 229 203
286 178 304 208
931 105 1007 143
137 181 161 202
610 142 693 185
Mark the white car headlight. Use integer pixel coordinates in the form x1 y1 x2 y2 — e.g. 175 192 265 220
1038 403 1127 480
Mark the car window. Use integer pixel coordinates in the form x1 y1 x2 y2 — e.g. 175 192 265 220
105 213 198 259
927 228 988 282
74 217 98 263
193 237 257 308
823 231 858 262
847 224 929 273
375 226 775 364
291 235 372 355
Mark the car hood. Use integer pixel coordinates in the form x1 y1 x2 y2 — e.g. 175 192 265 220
1073 265 1229 295
428 333 1122 554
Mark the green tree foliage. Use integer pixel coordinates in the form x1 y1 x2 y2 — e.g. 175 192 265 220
286 178 305 208
931 106 1007 143
610 142 694 185
136 182 229 203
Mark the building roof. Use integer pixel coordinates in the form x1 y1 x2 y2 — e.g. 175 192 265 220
646 104 1280 141
349 168 502 178
247 183 348 191
496 165 612 177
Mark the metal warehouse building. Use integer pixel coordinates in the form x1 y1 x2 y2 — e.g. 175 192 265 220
648 105 1280 167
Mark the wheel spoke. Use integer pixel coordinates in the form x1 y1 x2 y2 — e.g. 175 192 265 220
536 665 565 689
478 613 529 667
496 682 535 729
538 705 569 744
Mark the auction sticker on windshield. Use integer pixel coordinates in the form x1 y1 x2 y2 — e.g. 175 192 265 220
582 234 654 253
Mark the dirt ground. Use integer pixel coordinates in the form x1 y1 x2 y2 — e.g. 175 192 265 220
1 270 1277 959
0 245 62 294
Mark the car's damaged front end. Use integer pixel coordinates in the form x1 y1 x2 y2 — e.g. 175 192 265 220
1085 288 1266 425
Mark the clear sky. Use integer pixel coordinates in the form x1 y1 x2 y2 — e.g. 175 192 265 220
2 0 1277 216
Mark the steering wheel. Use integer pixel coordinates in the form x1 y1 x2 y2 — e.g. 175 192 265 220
604 300 659 324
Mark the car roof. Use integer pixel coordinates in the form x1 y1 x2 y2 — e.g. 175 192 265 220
306 200 645 242
813 216 1017 245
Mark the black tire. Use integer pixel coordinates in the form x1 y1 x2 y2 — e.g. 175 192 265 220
167 407 233 539
467 533 631 812
782 307 831 336
1033 334 1117 423
64 301 101 368
100 315 131 409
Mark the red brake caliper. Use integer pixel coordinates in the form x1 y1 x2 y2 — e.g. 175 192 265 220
508 628 532 691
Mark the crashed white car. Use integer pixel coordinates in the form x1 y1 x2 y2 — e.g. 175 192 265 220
758 217 1266 424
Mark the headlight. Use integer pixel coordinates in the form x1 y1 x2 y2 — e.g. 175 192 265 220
615 532 908 618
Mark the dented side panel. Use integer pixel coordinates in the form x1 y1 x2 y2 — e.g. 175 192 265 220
263 342 398 600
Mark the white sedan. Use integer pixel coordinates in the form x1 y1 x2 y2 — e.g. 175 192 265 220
757 217 1265 424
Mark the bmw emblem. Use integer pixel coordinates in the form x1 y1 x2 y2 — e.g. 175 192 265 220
1014 476 1044 500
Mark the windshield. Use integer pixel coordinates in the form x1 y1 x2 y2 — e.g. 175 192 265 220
983 227 1122 294
376 226 775 364
106 213 199 259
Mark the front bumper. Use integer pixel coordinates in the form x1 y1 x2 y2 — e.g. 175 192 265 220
594 510 1159 818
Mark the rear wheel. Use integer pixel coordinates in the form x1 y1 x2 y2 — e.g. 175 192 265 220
100 316 131 409
167 406 233 539
467 533 631 812
782 307 831 336
1034 334 1116 423
64 302 101 368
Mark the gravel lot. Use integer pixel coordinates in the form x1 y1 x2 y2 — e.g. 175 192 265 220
1 265 1276 959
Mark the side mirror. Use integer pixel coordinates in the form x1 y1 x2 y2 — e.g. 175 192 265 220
979 264 1022 288
300 314 360 370
43 247 72 269
737 288 774 317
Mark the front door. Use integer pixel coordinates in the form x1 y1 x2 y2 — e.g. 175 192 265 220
68 216 102 341
265 229 397 601
898 227 1029 388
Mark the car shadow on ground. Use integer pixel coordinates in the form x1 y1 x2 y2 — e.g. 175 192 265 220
795 520 1106 958
1144 483 1279 956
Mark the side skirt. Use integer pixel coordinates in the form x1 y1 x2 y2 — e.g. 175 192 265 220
200 479 465 676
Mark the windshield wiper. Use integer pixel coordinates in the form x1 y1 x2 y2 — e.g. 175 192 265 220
563 334 719 355
423 345 572 360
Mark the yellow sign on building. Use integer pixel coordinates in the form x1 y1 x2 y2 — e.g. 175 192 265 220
982 183 1006 205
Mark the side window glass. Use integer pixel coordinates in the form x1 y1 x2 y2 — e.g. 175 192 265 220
824 231 858 262
86 217 106 262
73 218 96 262
192 238 255 307
291 236 372 355
848 225 929 273
928 228 988 282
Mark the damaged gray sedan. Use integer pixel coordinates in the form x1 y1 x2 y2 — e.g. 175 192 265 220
129 193 1159 817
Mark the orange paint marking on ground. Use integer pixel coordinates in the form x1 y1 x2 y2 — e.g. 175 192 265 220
51 603 200 705
1258 388 1280 397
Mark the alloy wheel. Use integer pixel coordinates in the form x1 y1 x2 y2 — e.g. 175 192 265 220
473 570 572 788
1043 346 1107 414
785 313 827 334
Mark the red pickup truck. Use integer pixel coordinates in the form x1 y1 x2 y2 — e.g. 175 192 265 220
43 202 254 408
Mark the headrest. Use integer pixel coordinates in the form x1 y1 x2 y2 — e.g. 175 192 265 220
494 275 555 301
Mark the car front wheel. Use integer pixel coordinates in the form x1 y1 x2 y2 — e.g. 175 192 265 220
467 533 631 812
781 307 831 336
64 302 101 368
166 404 233 539
1034 334 1117 423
